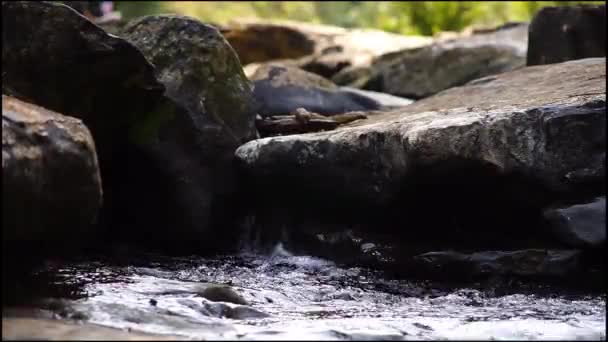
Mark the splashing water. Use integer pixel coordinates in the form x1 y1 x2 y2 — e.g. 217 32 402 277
8 242 605 340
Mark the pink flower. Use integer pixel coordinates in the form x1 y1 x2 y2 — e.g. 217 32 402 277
101 1 113 15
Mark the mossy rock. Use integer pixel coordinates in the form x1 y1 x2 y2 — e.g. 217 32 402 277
122 15 258 153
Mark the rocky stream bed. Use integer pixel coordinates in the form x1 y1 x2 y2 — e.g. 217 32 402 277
2 2 606 340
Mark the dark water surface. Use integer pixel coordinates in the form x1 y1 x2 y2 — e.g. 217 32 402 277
5 244 606 340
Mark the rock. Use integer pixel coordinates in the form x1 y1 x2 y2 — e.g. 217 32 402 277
543 197 606 248
412 249 583 280
332 292 355 301
200 285 249 305
221 19 432 72
121 15 258 149
119 15 259 248
3 2 257 250
201 301 269 320
527 5 606 66
2 95 102 251
220 20 317 65
2 1 165 245
1 1 164 151
250 64 391 117
2 318 183 340
294 29 433 79
237 58 605 205
225 305 270 320
235 58 605 246
334 22 528 98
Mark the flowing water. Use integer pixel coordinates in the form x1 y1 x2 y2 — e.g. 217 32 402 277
6 243 606 340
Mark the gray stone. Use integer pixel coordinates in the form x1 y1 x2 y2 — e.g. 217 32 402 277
544 197 606 248
250 64 387 117
200 285 249 305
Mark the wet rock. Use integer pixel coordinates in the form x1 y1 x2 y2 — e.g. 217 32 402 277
2 318 183 340
2 96 102 252
412 249 583 280
543 197 606 248
226 305 270 320
332 292 356 301
202 301 269 320
250 64 390 117
236 58 605 207
200 285 249 305
527 5 606 66
334 22 528 98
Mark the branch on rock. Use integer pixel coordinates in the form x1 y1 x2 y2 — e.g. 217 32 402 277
256 107 367 136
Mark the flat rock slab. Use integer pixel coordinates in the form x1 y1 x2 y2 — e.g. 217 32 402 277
236 58 606 209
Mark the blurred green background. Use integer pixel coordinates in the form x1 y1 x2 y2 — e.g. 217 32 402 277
113 1 604 36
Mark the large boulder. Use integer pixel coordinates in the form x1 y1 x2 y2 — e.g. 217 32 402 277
235 58 605 247
333 22 528 99
2 2 257 251
2 95 102 256
250 64 410 117
527 5 606 66
543 197 606 249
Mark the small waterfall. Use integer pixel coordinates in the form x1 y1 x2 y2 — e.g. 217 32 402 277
270 242 293 258
236 214 293 256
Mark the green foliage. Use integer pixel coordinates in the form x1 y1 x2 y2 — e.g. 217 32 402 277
114 1 604 36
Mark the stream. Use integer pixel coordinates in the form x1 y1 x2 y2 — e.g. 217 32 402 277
4 242 606 340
